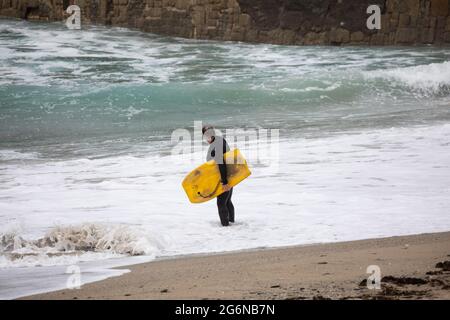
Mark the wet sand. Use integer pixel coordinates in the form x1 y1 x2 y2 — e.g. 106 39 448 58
22 232 450 300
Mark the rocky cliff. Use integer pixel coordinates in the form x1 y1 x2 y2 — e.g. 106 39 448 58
1 0 449 45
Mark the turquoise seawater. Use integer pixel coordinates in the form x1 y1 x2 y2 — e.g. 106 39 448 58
1 19 449 159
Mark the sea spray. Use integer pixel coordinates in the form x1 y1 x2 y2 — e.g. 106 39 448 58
365 61 450 97
0 224 161 267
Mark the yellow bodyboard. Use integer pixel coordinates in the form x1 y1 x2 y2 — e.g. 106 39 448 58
182 149 251 203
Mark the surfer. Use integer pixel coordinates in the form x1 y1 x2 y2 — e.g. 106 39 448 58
202 125 235 226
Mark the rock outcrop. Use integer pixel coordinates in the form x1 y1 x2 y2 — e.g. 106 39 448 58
1 0 449 46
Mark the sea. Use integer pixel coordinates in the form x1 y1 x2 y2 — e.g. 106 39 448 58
0 18 449 299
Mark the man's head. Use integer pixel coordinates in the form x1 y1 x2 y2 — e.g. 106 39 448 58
202 125 215 144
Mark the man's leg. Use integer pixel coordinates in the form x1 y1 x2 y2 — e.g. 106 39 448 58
227 188 235 223
217 191 230 226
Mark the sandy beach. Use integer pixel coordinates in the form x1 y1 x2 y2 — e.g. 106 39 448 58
22 232 450 300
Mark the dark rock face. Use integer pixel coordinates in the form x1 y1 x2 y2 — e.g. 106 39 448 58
239 0 385 32
1 0 449 46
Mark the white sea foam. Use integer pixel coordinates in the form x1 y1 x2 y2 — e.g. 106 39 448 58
0 125 449 298
366 61 450 95
279 83 341 93
0 150 40 161
1 124 449 271
0 224 161 268
1 19 449 88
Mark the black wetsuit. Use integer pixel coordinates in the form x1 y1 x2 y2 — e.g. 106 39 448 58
207 136 234 226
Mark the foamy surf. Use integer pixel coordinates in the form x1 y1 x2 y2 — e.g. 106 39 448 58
366 61 450 97
0 150 40 162
0 224 161 268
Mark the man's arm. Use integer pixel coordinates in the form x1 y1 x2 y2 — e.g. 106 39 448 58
217 137 228 185
218 162 228 185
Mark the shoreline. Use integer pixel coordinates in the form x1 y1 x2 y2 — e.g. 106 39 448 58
1 1 450 47
22 231 450 300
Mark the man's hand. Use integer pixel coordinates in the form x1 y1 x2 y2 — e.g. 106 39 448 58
222 184 231 192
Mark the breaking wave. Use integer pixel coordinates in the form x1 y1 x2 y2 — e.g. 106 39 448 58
0 150 40 162
366 61 450 96
0 224 161 268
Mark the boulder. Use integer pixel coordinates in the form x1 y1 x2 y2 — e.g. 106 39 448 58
350 31 365 42
329 28 350 44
